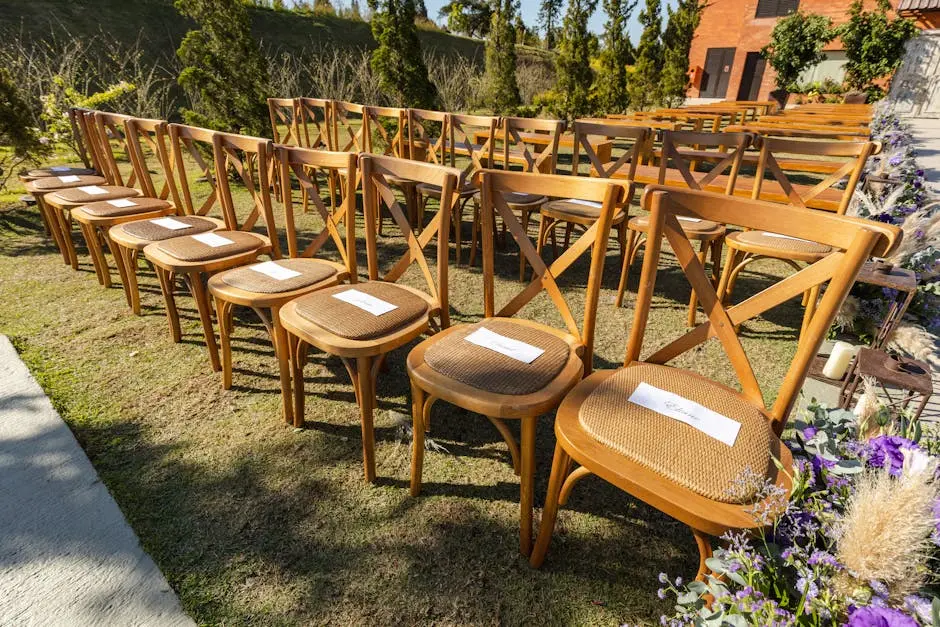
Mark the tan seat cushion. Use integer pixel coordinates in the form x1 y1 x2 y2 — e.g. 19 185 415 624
51 185 138 204
503 191 546 206
629 214 721 234
157 230 263 262
26 167 96 179
542 198 625 221
728 230 833 255
81 197 171 218
578 363 774 504
416 181 478 199
425 319 572 395
220 258 337 294
29 174 107 192
294 282 429 340
121 216 217 241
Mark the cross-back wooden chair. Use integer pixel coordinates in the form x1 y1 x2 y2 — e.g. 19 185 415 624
107 124 229 315
331 100 371 153
279 154 462 482
617 130 754 328
267 97 301 147
71 117 177 290
297 98 333 150
142 126 272 371
407 169 630 556
529 185 900 577
719 137 877 338
20 107 97 182
208 147 358 425
538 121 648 274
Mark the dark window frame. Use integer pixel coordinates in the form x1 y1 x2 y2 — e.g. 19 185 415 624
755 0 800 18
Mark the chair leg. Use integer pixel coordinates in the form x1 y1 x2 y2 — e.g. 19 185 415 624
536 215 550 259
54 207 79 271
106 232 133 300
36 197 67 263
215 297 235 389
357 355 377 482
288 335 307 427
187 273 221 372
715 247 739 306
686 239 709 328
519 415 537 557
271 309 295 427
529 441 571 568
409 378 426 497
154 265 182 343
616 223 627 269
469 203 480 267
119 247 142 315
518 210 531 282
800 283 821 340
615 228 638 308
78 222 107 286
692 528 713 582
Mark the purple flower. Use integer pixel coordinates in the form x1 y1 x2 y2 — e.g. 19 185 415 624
802 426 818 440
846 606 918 627
864 436 919 477
933 499 940 546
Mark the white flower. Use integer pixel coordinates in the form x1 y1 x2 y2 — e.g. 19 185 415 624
901 447 936 479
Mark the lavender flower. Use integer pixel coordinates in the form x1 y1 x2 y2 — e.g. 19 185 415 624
864 435 919 477
845 606 918 627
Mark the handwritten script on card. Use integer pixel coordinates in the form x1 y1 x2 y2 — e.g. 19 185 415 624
628 382 741 446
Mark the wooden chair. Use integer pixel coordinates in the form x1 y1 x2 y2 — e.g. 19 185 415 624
207 147 358 425
529 185 900 577
538 121 647 272
108 124 228 315
278 154 462 481
718 137 876 338
267 97 301 147
19 107 97 182
142 127 273 371
71 116 177 289
616 130 753 327
407 169 629 556
295 97 341 212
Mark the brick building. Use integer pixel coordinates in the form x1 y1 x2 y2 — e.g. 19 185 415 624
685 0 929 102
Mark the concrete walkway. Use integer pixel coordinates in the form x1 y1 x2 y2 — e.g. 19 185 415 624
909 117 940 191
0 335 193 626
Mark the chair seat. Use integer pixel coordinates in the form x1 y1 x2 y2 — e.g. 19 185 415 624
578 363 774 504
81 197 171 218
157 230 264 262
26 166 96 179
50 185 139 205
727 230 833 256
294 282 429 340
416 181 478 199
121 215 217 242
503 191 546 206
542 198 625 221
629 214 723 235
220 258 338 294
424 319 572 396
28 174 107 192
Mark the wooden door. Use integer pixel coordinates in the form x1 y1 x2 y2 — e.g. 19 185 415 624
737 52 766 101
700 48 736 99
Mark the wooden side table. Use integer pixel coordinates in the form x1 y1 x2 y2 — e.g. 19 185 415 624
838 348 934 422
855 261 918 350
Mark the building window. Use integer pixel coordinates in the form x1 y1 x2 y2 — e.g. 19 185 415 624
755 0 800 18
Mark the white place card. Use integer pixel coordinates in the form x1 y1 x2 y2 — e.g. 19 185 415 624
150 217 190 230
764 232 812 243
250 261 301 281
58 175 81 183
332 289 398 316
78 185 108 195
628 382 741 447
464 327 544 364
106 198 138 208
566 199 603 208
191 232 234 248
678 216 702 223
50 166 71 172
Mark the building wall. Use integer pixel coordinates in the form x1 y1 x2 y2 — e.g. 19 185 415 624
687 0 902 101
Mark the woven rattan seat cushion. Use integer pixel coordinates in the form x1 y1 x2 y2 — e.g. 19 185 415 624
729 230 833 255
27 167 96 179
579 363 774 504
543 199 625 221
29 175 107 191
416 181 478 199
503 191 546 206
121 216 216 241
629 214 721 234
424 319 572 395
220 258 337 294
157 230 263 262
51 185 138 204
82 197 171 218
294 282 429 340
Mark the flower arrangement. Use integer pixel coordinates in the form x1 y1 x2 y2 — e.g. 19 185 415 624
658 402 940 626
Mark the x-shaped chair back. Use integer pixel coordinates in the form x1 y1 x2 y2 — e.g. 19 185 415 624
360 154 463 327
366 106 408 158
298 98 333 150
447 113 498 178
212 130 279 255
495 117 564 174
267 97 301 147
479 169 630 372
751 137 876 215
89 111 139 189
275 145 358 274
166 124 223 221
571 120 649 183
124 117 174 201
332 101 371 153
628 185 899 434
68 107 94 169
407 109 448 165
659 130 753 195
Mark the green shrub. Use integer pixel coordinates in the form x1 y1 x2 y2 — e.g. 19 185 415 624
840 0 917 98
761 10 834 94
0 67 51 191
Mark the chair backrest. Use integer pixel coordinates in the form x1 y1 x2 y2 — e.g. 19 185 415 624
446 113 498 177
479 169 631 372
212 131 278 254
68 107 94 169
360 154 463 327
571 120 649 182
496 117 564 174
274 145 358 275
751 137 876 215
406 108 448 165
124 117 174 201
297 97 333 150
625 185 900 433
332 101 371 153
267 97 301 147
659 130 753 195
89 111 138 188
365 105 408 158
167 123 224 220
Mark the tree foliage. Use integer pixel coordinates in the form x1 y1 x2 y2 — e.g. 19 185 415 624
659 0 704 108
0 67 51 191
538 0 563 50
368 0 438 108
840 0 917 97
760 10 834 93
594 0 636 115
554 0 598 120
439 0 493 38
175 0 270 135
484 0 521 113
627 0 664 111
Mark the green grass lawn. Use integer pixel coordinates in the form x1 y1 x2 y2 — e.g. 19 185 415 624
0 155 805 624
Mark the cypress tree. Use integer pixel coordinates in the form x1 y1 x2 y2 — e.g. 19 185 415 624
175 0 270 135
660 0 704 108
594 0 637 115
368 0 439 108
484 0 521 113
538 0 563 50
555 0 598 120
627 0 664 111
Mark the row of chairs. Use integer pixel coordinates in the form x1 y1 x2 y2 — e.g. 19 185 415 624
21 105 898 579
